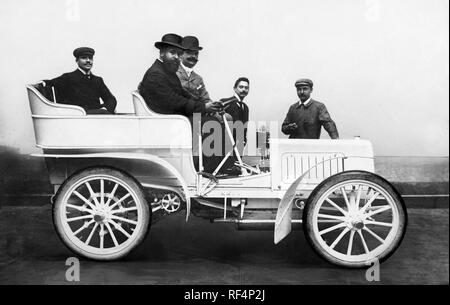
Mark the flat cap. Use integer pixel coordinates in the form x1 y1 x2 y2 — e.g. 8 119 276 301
73 47 95 58
295 78 313 88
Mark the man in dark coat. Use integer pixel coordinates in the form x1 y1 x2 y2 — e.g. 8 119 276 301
138 33 222 174
138 33 220 117
282 79 339 139
222 77 250 148
217 77 250 176
41 47 117 114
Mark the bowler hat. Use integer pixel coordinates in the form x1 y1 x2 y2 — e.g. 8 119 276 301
154 33 183 50
182 36 203 51
73 47 95 58
295 78 313 88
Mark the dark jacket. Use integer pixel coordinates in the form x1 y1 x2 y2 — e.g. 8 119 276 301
44 69 117 113
138 60 206 116
222 96 249 145
281 99 339 139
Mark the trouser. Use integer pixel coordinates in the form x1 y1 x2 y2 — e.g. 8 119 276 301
192 114 238 174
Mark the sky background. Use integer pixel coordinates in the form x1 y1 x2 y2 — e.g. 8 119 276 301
0 0 448 156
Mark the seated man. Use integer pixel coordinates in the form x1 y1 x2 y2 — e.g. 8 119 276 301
138 33 225 175
216 77 250 176
138 33 220 117
41 47 117 114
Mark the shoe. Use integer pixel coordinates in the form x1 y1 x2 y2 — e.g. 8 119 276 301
222 165 242 176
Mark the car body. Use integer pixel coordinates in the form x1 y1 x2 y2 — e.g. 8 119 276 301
26 84 407 267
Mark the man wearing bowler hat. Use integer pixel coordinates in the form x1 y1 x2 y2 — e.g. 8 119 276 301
176 36 212 104
282 79 339 139
41 47 117 114
138 33 221 117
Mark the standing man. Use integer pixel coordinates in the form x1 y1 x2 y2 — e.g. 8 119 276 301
41 47 117 114
282 79 339 139
138 33 220 117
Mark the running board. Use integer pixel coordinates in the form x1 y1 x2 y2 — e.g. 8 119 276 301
213 218 303 231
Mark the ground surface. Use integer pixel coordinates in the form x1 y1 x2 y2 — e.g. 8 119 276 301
0 204 448 285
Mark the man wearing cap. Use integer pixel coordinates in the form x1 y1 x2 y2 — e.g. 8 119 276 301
41 47 117 114
282 79 339 139
138 33 221 117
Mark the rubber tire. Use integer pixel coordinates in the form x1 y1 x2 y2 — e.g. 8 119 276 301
53 167 150 261
303 170 407 268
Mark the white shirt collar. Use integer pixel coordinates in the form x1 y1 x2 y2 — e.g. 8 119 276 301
78 67 91 75
299 97 311 106
181 62 193 77
234 93 242 102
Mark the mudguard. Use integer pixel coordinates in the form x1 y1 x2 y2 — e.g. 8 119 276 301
32 152 192 220
274 156 346 244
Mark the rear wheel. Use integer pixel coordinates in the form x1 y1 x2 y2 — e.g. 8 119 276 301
303 171 407 268
53 167 150 260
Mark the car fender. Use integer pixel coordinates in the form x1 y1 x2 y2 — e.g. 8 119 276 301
33 152 192 221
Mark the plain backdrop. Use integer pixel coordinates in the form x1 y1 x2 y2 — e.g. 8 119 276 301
0 0 448 156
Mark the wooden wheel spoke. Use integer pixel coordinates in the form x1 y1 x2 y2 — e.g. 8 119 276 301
105 183 119 207
318 213 346 221
347 230 355 255
110 207 138 215
85 222 98 245
330 227 350 249
85 182 100 207
319 223 347 236
365 220 393 228
325 198 348 216
363 227 385 244
360 191 381 213
110 215 138 226
73 191 97 211
357 230 370 254
108 193 131 211
73 219 95 236
364 205 392 219
104 222 119 247
107 219 132 238
67 214 93 223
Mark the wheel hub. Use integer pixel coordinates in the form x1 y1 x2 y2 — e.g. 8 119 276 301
352 220 365 230
94 214 105 223
346 212 366 231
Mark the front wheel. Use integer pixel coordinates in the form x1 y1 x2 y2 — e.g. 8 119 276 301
53 167 150 260
303 171 407 268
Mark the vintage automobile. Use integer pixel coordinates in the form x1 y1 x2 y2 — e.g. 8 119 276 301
26 84 407 268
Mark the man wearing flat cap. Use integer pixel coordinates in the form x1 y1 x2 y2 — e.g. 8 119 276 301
41 47 117 114
138 33 221 117
282 79 339 139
